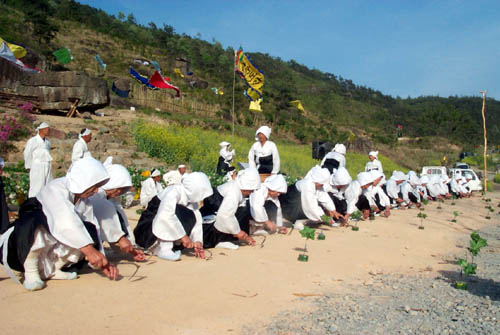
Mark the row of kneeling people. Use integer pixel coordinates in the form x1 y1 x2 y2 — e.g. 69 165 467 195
0 157 473 291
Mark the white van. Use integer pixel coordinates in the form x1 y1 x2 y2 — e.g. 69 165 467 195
448 168 483 192
421 166 447 176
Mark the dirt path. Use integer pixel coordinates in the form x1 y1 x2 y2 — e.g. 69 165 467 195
0 193 499 334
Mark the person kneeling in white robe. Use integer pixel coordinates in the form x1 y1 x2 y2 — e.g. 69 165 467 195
140 169 163 207
200 168 261 249
344 172 374 221
326 167 352 224
0 157 118 291
367 170 391 217
249 174 288 235
134 172 213 261
279 166 339 230
89 157 145 261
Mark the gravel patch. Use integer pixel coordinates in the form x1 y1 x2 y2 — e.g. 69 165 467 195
256 224 500 335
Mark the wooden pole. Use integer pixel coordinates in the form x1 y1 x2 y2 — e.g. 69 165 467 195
231 49 237 143
480 90 488 192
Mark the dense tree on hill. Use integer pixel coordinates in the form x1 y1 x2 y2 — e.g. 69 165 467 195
1 0 499 147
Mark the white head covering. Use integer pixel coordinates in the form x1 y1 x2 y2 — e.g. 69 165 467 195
392 171 407 181
440 174 450 184
419 175 430 185
368 151 379 158
182 172 213 203
333 143 346 155
255 125 272 141
309 166 330 185
101 158 132 191
36 122 49 132
409 174 420 185
178 164 186 169
263 174 287 193
219 141 230 148
0 156 4 168
237 167 261 190
369 169 383 182
66 157 109 194
330 167 352 186
151 169 161 177
357 172 373 187
78 128 91 139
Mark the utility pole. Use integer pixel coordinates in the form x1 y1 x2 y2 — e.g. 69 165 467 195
479 90 487 192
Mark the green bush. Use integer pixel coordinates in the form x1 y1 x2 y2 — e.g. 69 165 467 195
493 174 500 184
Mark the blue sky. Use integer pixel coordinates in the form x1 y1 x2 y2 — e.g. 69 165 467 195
77 0 500 99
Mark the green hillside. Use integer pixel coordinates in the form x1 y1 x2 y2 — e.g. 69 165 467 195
1 0 499 152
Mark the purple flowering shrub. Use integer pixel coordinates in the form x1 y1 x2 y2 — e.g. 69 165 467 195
0 103 36 151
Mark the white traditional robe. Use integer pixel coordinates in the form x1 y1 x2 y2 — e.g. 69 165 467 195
295 178 335 221
151 185 203 244
400 181 420 204
365 159 383 173
385 178 401 200
213 181 246 235
344 180 364 214
140 177 164 207
24 134 53 197
219 147 235 165
249 185 283 226
248 141 280 174
163 170 183 185
71 138 92 163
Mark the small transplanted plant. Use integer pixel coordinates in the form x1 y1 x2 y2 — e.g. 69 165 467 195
437 199 444 210
298 226 316 262
422 198 429 206
456 232 488 290
417 212 427 230
485 205 494 220
350 210 362 231
451 211 459 223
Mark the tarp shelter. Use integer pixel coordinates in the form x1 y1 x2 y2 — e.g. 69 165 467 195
129 68 156 89
149 71 180 97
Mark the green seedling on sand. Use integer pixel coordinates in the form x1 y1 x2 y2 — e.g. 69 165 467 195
451 211 459 223
451 202 456 206
456 232 488 290
417 212 427 230
317 232 326 240
321 214 332 226
298 226 316 262
422 199 429 206
136 209 143 215
350 210 362 231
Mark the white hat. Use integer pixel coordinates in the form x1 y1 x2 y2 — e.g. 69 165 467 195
151 169 161 177
79 128 91 139
333 143 346 155
237 167 261 190
263 174 288 193
309 166 330 185
66 157 109 194
36 122 49 132
219 141 230 148
357 172 373 187
178 164 186 169
182 172 213 203
368 151 379 158
255 125 271 141
101 163 132 191
419 175 430 185
392 171 407 181
330 167 352 186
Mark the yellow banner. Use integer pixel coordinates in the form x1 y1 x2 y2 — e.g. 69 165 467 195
290 100 305 113
0 37 26 59
236 49 264 97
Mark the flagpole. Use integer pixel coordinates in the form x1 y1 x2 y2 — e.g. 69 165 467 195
480 90 488 192
231 49 237 143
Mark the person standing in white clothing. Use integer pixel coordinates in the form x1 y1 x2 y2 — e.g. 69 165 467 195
23 122 53 198
71 128 93 163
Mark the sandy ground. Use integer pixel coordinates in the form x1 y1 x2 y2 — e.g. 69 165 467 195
1 192 499 334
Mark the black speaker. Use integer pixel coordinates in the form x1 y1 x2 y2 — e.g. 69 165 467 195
312 141 333 160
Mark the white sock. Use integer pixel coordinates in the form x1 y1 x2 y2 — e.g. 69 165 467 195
215 242 239 250
293 219 307 231
23 250 45 291
157 249 181 261
252 229 269 236
52 258 77 280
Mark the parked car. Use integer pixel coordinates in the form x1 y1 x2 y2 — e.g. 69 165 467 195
453 162 470 169
448 168 482 192
421 166 447 176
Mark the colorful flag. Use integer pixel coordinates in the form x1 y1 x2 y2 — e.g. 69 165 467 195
149 71 180 97
95 54 106 70
235 48 264 101
0 37 26 59
53 47 72 64
151 60 161 73
249 98 262 112
129 68 156 89
290 100 305 113
174 68 184 78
